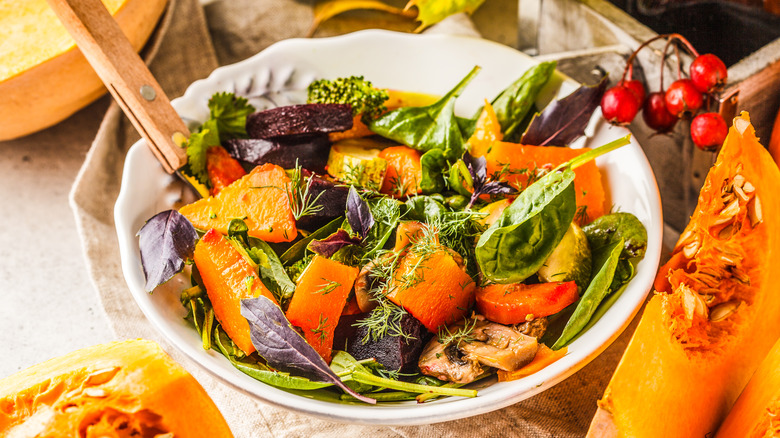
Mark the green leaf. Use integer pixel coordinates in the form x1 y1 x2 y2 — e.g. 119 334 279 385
280 217 343 266
420 149 447 194
491 61 556 140
552 238 624 350
250 238 297 302
583 212 648 259
208 92 255 140
185 119 220 185
407 0 486 32
362 197 402 260
370 66 480 161
475 168 577 283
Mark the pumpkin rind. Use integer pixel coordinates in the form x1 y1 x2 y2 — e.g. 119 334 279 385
0 339 233 437
589 113 780 437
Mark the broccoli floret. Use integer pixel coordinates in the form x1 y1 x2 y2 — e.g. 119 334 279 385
307 76 389 124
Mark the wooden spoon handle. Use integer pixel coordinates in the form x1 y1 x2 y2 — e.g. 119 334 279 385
46 0 188 173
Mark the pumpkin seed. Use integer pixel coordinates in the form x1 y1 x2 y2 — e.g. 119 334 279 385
718 254 738 266
63 404 79 413
710 301 741 322
675 228 695 251
680 285 708 320
743 181 756 193
732 174 745 189
154 434 174 438
84 367 120 386
730 267 751 285
749 195 763 227
733 184 750 202
683 240 700 258
83 387 108 398
717 224 734 240
713 200 740 225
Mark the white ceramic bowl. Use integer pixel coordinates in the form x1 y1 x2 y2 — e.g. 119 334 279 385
115 30 662 425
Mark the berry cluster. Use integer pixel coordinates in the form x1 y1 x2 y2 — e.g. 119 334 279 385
600 34 729 151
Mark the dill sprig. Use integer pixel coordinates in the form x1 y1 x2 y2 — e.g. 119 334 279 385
287 162 325 220
355 298 411 343
437 317 477 347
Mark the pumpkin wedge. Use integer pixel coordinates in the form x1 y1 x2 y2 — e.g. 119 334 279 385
717 336 780 437
588 113 780 438
180 163 297 243
0 339 233 437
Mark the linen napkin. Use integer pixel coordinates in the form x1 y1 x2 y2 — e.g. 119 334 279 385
69 0 638 435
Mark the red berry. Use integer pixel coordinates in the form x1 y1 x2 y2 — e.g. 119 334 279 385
619 79 646 106
665 79 703 117
601 85 641 125
642 92 677 132
690 54 727 93
690 112 728 150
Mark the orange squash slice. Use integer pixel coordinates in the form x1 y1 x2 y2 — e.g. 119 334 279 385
0 339 233 437
588 113 780 437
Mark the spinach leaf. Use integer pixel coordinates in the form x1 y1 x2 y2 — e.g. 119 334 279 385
583 212 648 259
491 61 556 141
370 66 480 161
251 238 296 302
137 209 198 292
280 216 343 266
404 196 446 222
240 296 376 404
551 238 624 350
420 149 447 194
475 168 577 283
520 76 608 146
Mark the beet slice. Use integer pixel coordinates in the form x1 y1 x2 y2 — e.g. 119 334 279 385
223 135 330 173
349 313 429 373
246 104 353 139
296 176 349 231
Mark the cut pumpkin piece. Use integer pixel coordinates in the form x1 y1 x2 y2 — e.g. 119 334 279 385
194 228 279 356
716 336 780 437
588 113 780 438
206 145 246 195
485 142 605 224
467 100 503 158
386 245 476 332
180 163 297 242
285 255 359 363
379 145 423 197
0 339 233 437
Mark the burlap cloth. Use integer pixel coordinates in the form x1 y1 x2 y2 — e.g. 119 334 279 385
68 0 641 435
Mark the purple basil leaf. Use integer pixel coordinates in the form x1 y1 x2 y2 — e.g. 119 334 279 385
346 186 374 239
463 151 487 186
240 296 376 404
137 209 198 292
307 229 363 257
520 77 608 146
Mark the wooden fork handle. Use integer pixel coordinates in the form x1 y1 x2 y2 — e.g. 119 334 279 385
46 0 188 173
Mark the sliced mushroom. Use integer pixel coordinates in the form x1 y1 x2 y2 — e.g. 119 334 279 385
418 315 539 383
515 317 548 339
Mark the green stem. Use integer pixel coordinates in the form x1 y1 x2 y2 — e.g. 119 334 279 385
416 373 492 403
340 391 420 402
202 308 214 350
351 371 478 398
568 135 631 170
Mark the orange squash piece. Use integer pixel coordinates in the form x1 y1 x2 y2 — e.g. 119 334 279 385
467 100 503 158
379 146 423 197
194 228 279 356
485 142 605 224
206 145 247 195
475 281 578 325
386 246 476 332
180 163 297 242
588 113 780 438
497 344 567 382
717 336 780 437
285 255 359 362
0 339 233 437
393 220 427 252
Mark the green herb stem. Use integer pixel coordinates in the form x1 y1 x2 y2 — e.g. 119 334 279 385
415 373 491 403
340 391 420 402
351 371 478 398
202 308 214 351
568 135 631 170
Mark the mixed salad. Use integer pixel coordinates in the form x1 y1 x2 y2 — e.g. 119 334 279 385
137 62 648 404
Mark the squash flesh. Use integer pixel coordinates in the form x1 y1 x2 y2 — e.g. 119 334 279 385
0 339 233 437
592 113 780 437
